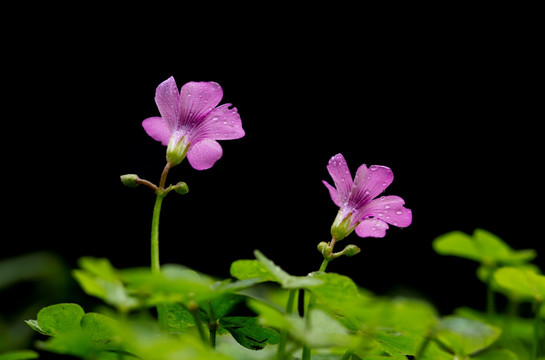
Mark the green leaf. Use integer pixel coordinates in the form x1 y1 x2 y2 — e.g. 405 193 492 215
77 257 118 281
248 299 356 349
494 267 545 302
372 331 419 356
0 350 39 360
72 258 140 312
208 293 247 319
433 229 536 266
309 273 359 312
253 250 322 289
24 319 47 335
373 340 408 360
220 316 279 350
230 259 273 281
121 266 215 305
472 348 519 360
433 231 481 261
435 316 501 357
166 303 196 332
36 303 85 336
80 313 117 344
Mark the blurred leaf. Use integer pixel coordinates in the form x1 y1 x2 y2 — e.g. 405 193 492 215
121 266 215 305
0 350 39 360
433 229 536 266
220 316 279 350
373 340 408 359
248 299 358 349
253 250 323 289
35 303 85 336
77 257 118 282
433 231 481 261
494 267 545 303
230 260 273 282
418 340 454 360
0 252 64 290
166 303 195 333
472 348 519 360
23 320 47 336
372 331 418 356
309 273 359 312
72 257 140 312
436 316 501 357
208 294 247 320
80 313 118 344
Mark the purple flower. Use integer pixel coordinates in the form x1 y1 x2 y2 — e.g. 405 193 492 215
142 77 245 170
323 154 412 240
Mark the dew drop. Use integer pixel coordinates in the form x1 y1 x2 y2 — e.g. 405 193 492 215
385 205 391 209
396 210 403 215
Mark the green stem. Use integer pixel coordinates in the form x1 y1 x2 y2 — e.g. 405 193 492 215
190 307 208 345
415 334 432 359
210 326 217 349
339 349 353 360
277 289 297 360
151 193 165 275
533 301 543 360
319 258 329 272
150 162 172 331
486 266 496 316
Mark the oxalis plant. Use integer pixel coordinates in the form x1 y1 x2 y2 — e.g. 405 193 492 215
4 77 543 360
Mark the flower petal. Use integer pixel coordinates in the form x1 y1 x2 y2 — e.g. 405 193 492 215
326 154 353 207
355 219 390 238
323 180 341 207
179 81 224 129
351 164 393 208
357 196 413 228
154 77 180 132
142 117 172 145
187 138 223 170
193 104 245 142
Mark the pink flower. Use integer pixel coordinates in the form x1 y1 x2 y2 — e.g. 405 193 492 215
142 77 245 170
323 154 412 240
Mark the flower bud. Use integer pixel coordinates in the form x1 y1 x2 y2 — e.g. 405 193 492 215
342 244 361 257
174 182 189 195
120 174 140 188
317 242 328 254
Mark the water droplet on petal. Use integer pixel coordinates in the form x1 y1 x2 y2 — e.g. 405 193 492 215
385 205 391 209
396 210 403 215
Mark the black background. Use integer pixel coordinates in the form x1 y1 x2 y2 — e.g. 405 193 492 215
4 15 542 322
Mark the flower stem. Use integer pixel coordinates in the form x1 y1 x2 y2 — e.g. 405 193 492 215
150 162 173 331
151 193 165 275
